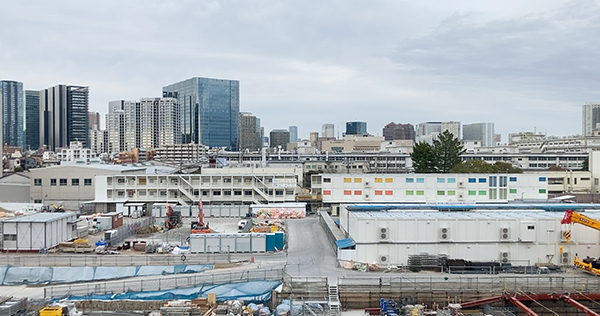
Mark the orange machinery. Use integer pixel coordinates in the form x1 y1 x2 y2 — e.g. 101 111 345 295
191 200 211 234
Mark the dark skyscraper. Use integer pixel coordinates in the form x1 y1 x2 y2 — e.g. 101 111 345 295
163 77 239 150
25 90 40 150
40 85 89 150
0 80 24 147
269 129 290 149
383 122 415 140
346 121 368 136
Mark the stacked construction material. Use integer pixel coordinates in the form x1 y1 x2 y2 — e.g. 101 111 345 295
407 253 447 272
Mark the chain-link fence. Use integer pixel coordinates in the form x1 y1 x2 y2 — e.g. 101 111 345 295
44 267 284 299
107 217 155 246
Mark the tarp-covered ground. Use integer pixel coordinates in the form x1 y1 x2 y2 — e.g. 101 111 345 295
63 280 282 303
0 265 213 285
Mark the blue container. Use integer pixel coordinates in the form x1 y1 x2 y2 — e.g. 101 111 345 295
274 231 285 250
265 233 276 251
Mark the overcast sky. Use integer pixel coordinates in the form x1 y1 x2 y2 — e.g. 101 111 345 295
1 0 598 141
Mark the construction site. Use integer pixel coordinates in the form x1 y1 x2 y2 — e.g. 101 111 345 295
1 203 600 315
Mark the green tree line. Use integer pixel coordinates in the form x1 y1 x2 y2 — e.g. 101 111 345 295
410 131 522 173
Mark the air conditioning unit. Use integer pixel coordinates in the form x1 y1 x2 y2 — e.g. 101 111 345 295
439 227 450 241
379 227 389 241
379 255 389 264
500 252 510 263
500 227 510 241
562 252 570 265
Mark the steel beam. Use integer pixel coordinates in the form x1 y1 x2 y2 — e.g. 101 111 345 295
460 296 502 308
504 295 539 316
562 295 600 316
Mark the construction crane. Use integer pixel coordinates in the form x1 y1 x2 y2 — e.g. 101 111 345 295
561 210 600 276
191 200 211 234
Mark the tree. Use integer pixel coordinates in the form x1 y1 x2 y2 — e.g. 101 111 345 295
492 161 523 173
451 160 523 173
451 160 494 173
582 156 589 171
432 131 465 173
410 142 438 173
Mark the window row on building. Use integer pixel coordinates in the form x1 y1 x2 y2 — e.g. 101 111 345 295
33 178 93 186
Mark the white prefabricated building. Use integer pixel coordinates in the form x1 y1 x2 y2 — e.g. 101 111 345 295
339 205 600 266
1 212 79 251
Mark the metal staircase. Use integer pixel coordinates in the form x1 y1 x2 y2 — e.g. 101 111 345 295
327 278 341 316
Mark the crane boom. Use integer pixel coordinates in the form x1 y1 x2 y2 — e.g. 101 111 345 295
561 210 600 232
561 209 600 276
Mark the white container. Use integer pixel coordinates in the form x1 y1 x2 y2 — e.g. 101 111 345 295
251 233 267 252
205 234 221 253
220 234 236 253
236 233 251 252
189 234 206 253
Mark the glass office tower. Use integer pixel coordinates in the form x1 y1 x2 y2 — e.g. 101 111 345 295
0 80 24 147
25 90 40 150
163 77 239 150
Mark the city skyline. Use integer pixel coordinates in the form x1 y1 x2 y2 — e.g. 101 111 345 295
1 1 599 141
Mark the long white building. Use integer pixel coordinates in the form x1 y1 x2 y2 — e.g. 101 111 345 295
93 167 302 207
312 173 549 207
338 205 600 266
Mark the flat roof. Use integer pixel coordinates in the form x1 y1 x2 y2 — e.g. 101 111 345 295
42 164 146 172
344 203 600 212
2 212 77 223
351 210 600 220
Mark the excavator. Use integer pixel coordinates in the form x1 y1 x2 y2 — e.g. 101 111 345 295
191 200 211 234
165 205 183 230
561 209 600 276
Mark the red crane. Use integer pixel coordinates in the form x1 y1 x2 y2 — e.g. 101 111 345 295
191 200 211 234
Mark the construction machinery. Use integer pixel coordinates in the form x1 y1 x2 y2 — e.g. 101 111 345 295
561 209 600 276
191 200 211 234
165 205 182 230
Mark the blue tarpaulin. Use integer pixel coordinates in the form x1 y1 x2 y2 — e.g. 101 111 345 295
0 265 213 285
335 238 355 249
62 280 282 303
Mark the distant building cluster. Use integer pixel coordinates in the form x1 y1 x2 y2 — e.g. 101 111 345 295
3 76 600 179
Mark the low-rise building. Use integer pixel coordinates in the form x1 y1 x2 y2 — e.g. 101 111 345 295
30 163 147 210
312 173 549 208
0 173 30 203
337 205 600 266
1 212 79 252
93 167 302 210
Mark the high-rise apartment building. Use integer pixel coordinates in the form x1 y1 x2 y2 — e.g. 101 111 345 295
124 100 141 151
463 122 495 146
106 109 125 154
441 121 461 139
346 121 367 136
25 90 40 150
123 97 180 151
322 124 335 138
40 85 89 150
383 122 415 140
109 100 125 113
88 112 101 130
162 77 239 150
0 81 24 147
270 129 290 149
90 129 107 154
239 112 260 151
157 98 181 148
289 126 298 142
583 102 600 136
